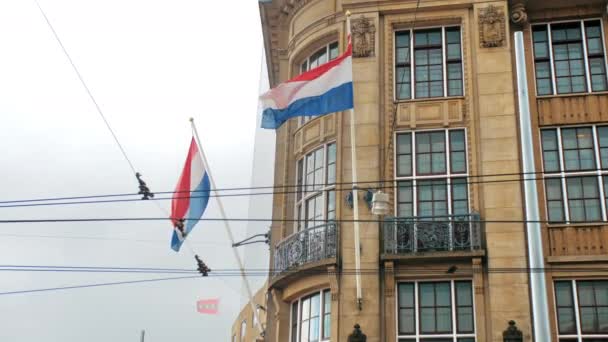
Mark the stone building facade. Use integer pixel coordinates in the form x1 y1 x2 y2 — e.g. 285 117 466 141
230 0 608 341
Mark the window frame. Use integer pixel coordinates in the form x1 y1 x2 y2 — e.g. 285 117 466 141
553 279 608 340
289 289 332 342
240 319 247 342
531 18 608 97
295 142 337 231
393 25 465 101
393 128 470 218
540 125 608 224
396 279 477 341
297 42 340 126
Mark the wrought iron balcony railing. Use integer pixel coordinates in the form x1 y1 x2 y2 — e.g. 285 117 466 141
273 222 338 277
382 212 482 255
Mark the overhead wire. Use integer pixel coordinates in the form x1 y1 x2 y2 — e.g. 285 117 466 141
0 171 587 209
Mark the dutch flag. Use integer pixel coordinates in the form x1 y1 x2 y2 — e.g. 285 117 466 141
260 36 354 129
170 137 211 252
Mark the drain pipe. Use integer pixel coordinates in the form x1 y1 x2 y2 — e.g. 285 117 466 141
514 30 551 341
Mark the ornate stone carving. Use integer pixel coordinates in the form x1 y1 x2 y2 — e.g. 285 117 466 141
510 0 528 26
478 5 506 48
351 15 375 58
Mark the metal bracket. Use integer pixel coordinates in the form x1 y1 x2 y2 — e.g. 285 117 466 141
232 232 270 247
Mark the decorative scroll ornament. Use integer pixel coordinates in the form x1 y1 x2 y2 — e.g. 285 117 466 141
351 15 375 58
503 320 523 342
347 324 367 342
510 0 528 26
478 5 506 48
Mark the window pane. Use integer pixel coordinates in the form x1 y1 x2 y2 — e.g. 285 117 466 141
420 283 435 306
579 281 595 306
436 282 451 306
542 130 559 172
581 307 597 333
399 283 415 307
397 133 412 176
556 281 573 306
420 308 435 333
309 317 319 341
456 282 472 306
329 42 339 60
302 298 310 319
399 309 415 334
557 307 576 334
457 306 474 332
437 307 452 332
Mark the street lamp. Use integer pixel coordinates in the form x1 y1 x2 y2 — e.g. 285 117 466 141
371 190 390 216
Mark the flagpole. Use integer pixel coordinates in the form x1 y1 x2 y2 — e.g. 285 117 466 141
345 11 363 310
189 118 264 335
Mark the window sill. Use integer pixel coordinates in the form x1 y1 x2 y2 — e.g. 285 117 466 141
547 222 608 229
394 95 465 104
536 91 608 99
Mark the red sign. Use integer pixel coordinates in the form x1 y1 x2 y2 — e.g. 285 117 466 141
197 298 219 314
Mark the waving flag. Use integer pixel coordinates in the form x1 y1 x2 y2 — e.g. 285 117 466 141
197 298 220 315
170 137 211 252
260 37 353 129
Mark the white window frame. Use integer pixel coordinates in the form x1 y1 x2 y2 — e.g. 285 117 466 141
531 18 608 97
396 279 477 342
393 25 465 101
540 124 608 224
289 289 331 342
393 128 470 217
298 42 340 126
554 279 608 341
295 142 336 231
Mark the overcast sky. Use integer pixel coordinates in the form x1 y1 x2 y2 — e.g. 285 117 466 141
0 1 269 341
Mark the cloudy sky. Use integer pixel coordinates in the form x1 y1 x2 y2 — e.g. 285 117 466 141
0 1 270 341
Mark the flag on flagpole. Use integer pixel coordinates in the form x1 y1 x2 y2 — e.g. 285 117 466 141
170 137 211 252
259 36 354 129
197 298 220 314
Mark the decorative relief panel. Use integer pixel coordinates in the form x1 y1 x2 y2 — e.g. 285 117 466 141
548 225 608 257
478 5 506 48
384 261 395 298
351 15 375 58
294 114 337 155
396 99 465 128
536 94 608 126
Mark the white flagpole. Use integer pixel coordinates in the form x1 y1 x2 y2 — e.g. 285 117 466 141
345 11 363 310
189 118 264 335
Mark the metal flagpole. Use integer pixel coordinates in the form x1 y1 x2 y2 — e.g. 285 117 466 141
189 118 264 335
345 11 363 310
514 31 551 340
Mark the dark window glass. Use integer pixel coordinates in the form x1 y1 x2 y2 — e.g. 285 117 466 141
456 281 474 333
398 283 416 334
416 132 446 175
417 180 448 218
551 22 587 94
292 302 299 342
561 127 595 171
326 190 336 221
542 129 560 172
396 31 412 99
585 21 607 92
546 178 565 223
598 126 608 169
415 29 443 98
397 133 413 176
533 25 553 95
329 42 339 60
604 176 608 212
398 181 414 217
555 281 576 334
450 130 466 173
419 282 452 334
566 176 601 222
578 280 608 334
451 178 469 216
322 290 331 339
446 27 463 96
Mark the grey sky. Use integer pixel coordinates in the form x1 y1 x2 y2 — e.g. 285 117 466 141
0 1 268 341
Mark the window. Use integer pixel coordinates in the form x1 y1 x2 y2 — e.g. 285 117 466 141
554 280 608 341
299 42 340 125
532 20 607 95
395 26 463 100
541 126 608 223
290 290 332 342
240 320 246 342
397 280 475 341
395 129 468 218
296 143 336 230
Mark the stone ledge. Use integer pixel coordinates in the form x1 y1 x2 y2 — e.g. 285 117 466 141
546 255 608 264
381 249 486 261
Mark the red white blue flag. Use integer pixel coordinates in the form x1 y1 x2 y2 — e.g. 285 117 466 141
197 298 220 314
259 36 353 129
170 137 210 252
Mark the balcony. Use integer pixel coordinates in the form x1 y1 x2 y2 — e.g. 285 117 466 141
382 213 483 258
272 222 338 278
